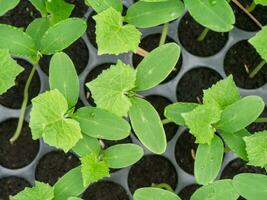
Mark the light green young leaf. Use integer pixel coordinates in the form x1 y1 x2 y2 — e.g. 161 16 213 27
184 0 235 32
218 96 265 133
125 0 184 28
244 131 267 167
29 0 47 16
67 197 83 200
129 97 167 154
81 152 110 186
195 135 224 185
0 24 37 57
182 100 222 144
85 0 122 13
0 49 23 95
40 18 86 55
203 75 240 109
135 43 180 91
255 0 267 6
103 144 144 168
0 0 20 16
94 7 141 55
140 0 169 2
49 52 79 108
233 173 267 200
249 26 267 62
10 181 54 200
30 89 82 152
73 106 131 139
133 187 181 200
86 60 136 117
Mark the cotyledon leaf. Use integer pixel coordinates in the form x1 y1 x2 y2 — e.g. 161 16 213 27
0 0 20 16
133 187 181 200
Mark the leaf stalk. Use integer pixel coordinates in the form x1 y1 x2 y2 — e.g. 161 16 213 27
249 60 266 78
159 23 169 46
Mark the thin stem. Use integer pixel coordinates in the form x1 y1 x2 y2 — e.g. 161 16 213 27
10 64 37 143
254 117 267 123
246 0 256 13
159 23 169 46
249 60 266 78
197 27 210 42
136 47 149 57
152 183 174 192
161 118 172 125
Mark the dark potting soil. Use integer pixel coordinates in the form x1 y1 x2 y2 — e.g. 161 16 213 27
247 107 267 132
0 176 31 200
35 151 80 185
224 40 267 89
145 95 178 141
230 0 267 32
132 34 182 84
0 59 40 109
175 130 197 175
178 184 200 200
65 0 88 18
0 0 40 29
128 155 177 194
39 38 89 75
0 119 39 169
82 181 129 200
87 11 97 48
178 13 228 57
176 67 222 102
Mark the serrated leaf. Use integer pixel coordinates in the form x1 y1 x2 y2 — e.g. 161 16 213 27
0 0 20 16
244 131 267 167
133 187 181 200
29 89 82 152
0 49 23 95
10 181 54 200
81 153 110 186
94 7 141 55
249 26 267 62
255 0 267 6
86 60 136 116
40 18 86 55
203 75 240 109
29 0 47 16
182 100 222 144
85 0 122 13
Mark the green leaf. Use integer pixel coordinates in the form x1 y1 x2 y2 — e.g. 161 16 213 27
135 43 180 91
218 96 265 133
0 49 23 95
140 0 169 2
129 97 167 154
164 102 198 126
133 187 181 200
85 0 122 13
220 129 251 160
190 180 239 200
86 60 136 117
195 135 224 185
125 0 184 28
29 0 47 16
233 173 267 200
81 153 110 186
244 131 267 167
73 106 131 140
249 26 267 62
49 52 79 108
203 75 240 109
255 0 267 6
40 18 86 55
0 24 37 57
184 0 235 32
29 89 82 152
94 7 141 55
182 100 222 144
67 197 83 200
103 144 144 168
0 0 20 16
10 181 54 200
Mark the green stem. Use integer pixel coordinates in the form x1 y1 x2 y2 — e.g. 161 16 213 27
10 64 37 143
152 183 174 192
197 27 210 42
161 118 172 125
159 23 169 46
254 117 267 123
246 0 256 13
249 60 266 78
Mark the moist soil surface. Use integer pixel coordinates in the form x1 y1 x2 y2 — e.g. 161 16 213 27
35 151 80 185
82 181 129 200
132 33 182 84
87 11 98 48
224 40 267 89
178 13 228 57
178 184 200 200
0 119 39 169
0 176 31 200
128 155 177 194
247 107 267 132
0 59 40 109
176 67 222 102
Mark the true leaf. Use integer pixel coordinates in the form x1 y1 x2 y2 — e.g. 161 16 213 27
85 0 122 13
249 26 267 62
94 7 141 55
30 89 82 152
135 43 180 91
129 97 167 154
29 0 47 16
86 60 136 117
255 0 267 6
0 49 23 95
0 0 20 16
133 187 181 200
